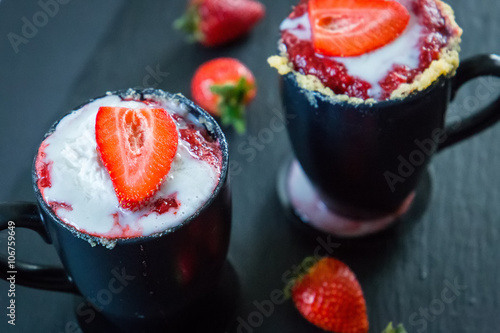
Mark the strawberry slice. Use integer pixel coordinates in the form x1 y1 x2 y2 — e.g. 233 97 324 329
95 107 178 211
309 0 410 57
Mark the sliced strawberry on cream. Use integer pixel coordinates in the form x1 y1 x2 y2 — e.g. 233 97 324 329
309 0 410 57
95 107 178 211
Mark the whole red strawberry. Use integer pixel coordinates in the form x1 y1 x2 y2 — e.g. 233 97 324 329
175 0 265 47
291 257 369 333
191 57 256 133
95 107 178 211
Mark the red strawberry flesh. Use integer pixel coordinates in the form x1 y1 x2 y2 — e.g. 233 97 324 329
176 0 265 47
191 58 256 114
309 0 410 57
292 257 369 333
199 0 265 46
95 107 178 211
191 57 256 133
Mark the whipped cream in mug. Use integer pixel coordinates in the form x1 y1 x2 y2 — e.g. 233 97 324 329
36 91 222 240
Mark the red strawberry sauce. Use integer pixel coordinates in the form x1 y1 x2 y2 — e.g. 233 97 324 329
173 113 222 173
36 143 52 190
282 0 458 100
49 201 73 213
151 194 180 215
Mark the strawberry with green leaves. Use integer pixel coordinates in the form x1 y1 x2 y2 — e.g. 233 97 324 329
289 257 369 333
95 107 178 211
288 256 409 333
191 57 256 133
309 0 410 57
175 0 265 47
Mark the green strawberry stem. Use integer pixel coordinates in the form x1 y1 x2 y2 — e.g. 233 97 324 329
382 322 407 333
173 4 203 42
210 77 253 134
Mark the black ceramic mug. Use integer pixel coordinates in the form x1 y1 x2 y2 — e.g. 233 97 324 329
282 54 500 219
0 89 231 330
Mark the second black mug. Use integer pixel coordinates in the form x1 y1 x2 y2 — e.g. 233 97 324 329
281 54 500 220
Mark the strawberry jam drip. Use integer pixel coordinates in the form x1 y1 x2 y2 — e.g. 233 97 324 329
75 213 143 239
38 161 52 188
36 143 52 189
282 0 456 101
49 201 73 213
152 194 180 215
103 213 143 238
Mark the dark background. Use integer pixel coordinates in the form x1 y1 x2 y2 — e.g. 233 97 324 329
1 0 499 332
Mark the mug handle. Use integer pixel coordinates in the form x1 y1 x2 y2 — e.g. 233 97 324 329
438 54 500 151
0 202 79 294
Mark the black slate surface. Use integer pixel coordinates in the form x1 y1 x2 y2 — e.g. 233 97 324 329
1 0 500 332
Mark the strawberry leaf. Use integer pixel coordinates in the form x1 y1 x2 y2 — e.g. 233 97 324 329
174 4 203 42
210 77 254 134
382 322 407 333
283 256 321 300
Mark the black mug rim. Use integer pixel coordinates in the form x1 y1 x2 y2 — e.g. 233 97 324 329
283 71 448 109
31 88 229 245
